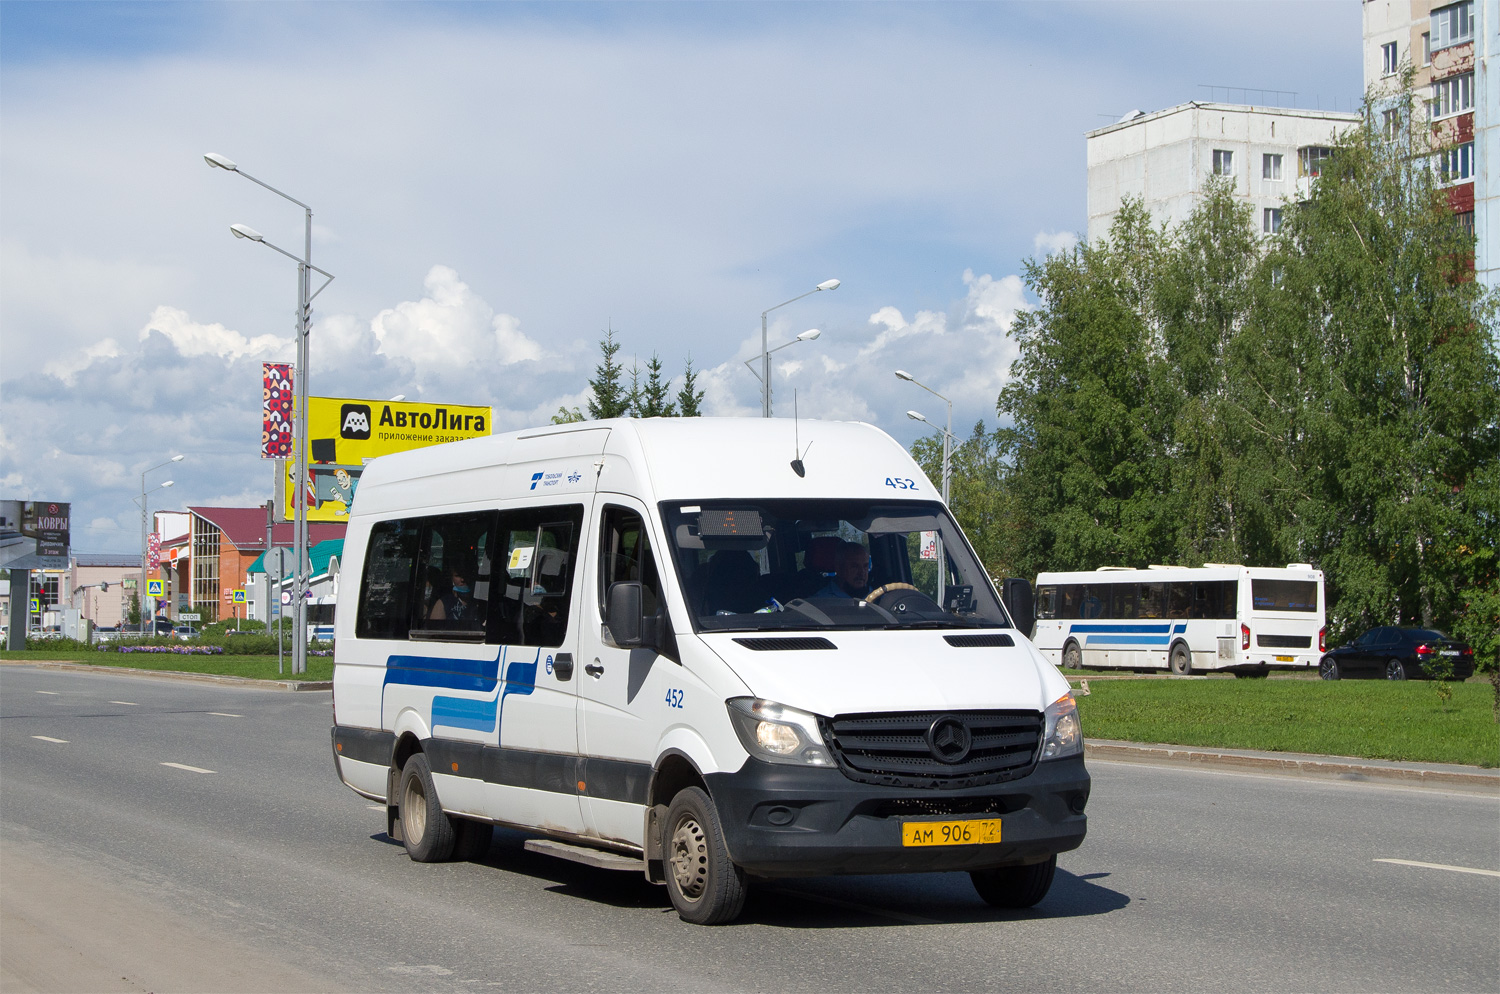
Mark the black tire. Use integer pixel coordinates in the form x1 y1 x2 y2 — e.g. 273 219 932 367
1385 658 1408 681
662 787 746 925
399 753 456 863
1062 641 1083 670
1319 656 1341 680
971 855 1057 909
451 817 493 861
1168 643 1192 676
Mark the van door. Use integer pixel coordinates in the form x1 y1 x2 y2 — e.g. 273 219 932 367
576 498 673 848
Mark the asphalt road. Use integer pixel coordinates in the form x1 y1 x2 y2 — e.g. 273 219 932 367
2 664 1496 993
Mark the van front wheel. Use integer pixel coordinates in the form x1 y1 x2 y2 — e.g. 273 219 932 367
971 855 1057 909
663 787 746 925
399 753 456 863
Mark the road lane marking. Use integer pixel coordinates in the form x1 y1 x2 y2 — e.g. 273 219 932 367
31 735 68 744
1375 858 1500 878
110 701 139 706
207 712 242 718
34 691 58 695
161 762 216 774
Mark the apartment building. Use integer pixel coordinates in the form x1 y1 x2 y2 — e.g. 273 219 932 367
1086 102 1361 243
1364 0 1494 289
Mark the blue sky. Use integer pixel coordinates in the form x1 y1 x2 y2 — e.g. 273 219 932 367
0 1 1364 553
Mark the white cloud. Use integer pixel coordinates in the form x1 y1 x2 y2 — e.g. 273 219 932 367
371 265 542 376
138 305 289 362
1033 230 1079 257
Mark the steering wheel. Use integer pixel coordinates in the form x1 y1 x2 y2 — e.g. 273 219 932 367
866 582 920 603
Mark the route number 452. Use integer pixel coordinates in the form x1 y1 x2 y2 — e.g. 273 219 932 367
664 688 684 709
885 477 918 490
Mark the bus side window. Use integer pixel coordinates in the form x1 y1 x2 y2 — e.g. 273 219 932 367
356 519 419 640
1080 584 1106 619
1139 582 1165 619
1168 582 1191 619
1111 583 1138 619
1220 580 1238 618
1059 584 1082 619
1036 585 1058 619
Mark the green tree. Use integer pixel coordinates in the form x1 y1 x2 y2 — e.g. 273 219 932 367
551 406 585 424
638 353 677 417
676 354 705 417
911 422 1022 579
587 327 630 419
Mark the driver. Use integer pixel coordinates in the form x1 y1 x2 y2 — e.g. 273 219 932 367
819 540 871 598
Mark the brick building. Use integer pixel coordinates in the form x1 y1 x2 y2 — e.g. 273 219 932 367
186 506 344 623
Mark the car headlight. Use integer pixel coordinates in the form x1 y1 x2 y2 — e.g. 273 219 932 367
1040 692 1083 760
726 698 833 767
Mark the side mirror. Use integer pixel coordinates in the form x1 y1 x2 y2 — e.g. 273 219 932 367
606 581 658 650
1002 578 1035 638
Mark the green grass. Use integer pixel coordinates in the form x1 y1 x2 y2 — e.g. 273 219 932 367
1 649 332 681
1074 678 1500 768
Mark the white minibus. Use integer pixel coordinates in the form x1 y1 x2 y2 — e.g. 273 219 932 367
330 418 1089 924
1031 565 1325 676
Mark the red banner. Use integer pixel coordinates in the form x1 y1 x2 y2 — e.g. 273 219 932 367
262 362 294 459
147 532 161 570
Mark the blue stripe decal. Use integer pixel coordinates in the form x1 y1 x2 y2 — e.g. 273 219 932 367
1070 624 1172 634
1085 635 1171 646
386 652 501 693
432 695 499 731
1173 623 1187 634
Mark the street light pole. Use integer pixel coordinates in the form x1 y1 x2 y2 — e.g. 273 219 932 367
137 455 182 632
899 369 955 609
759 279 840 416
207 154 334 676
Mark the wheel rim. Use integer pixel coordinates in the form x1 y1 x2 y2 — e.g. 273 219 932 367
1064 645 1080 669
669 815 709 900
1321 659 1335 679
1172 648 1187 673
1387 660 1404 680
402 776 427 843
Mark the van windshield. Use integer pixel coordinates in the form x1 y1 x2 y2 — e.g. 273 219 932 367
660 499 1010 633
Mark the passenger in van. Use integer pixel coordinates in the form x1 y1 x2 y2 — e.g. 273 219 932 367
429 563 480 626
818 540 872 599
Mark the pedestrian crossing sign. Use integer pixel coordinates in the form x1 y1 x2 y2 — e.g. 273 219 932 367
147 580 164 597
232 589 247 604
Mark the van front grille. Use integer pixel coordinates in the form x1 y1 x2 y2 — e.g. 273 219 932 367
819 710 1043 789
1257 634 1312 649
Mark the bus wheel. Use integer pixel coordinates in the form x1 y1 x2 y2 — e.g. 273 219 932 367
1319 657 1340 680
1168 644 1192 676
1062 641 1083 670
663 787 746 925
399 753 456 863
971 855 1057 909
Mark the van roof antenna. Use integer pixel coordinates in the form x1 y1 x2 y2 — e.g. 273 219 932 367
790 390 812 477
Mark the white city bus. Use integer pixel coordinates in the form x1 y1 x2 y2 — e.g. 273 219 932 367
1031 564 1325 676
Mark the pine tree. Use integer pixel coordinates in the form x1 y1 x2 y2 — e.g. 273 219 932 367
586 327 629 419
676 353 705 417
624 358 643 418
638 353 677 417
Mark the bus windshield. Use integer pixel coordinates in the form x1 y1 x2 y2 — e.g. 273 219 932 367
660 499 1010 633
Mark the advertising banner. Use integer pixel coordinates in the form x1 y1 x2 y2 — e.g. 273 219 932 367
0 501 71 570
147 532 161 570
262 363 294 459
283 397 492 521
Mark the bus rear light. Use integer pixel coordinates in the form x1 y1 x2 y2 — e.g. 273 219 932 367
1240 623 1250 650
1318 626 1326 653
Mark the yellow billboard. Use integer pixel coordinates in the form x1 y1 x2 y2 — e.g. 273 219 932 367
284 396 492 521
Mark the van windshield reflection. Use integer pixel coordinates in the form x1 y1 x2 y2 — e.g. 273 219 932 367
660 499 1010 633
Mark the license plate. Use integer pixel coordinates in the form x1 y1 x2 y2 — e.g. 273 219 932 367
1442 650 1460 657
901 818 1002 847
1276 655 1294 662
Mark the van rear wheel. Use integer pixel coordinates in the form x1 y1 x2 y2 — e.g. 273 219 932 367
399 753 456 863
663 787 746 925
971 855 1057 908
1168 644 1192 676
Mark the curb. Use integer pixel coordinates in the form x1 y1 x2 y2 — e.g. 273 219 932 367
0 659 331 692
1086 739 1500 793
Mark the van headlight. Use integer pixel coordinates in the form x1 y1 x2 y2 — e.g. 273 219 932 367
726 698 833 767
1040 692 1083 760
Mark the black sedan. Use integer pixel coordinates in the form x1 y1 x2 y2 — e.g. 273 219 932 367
1319 627 1475 681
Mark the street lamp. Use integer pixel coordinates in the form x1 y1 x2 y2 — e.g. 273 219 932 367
759 279 839 416
744 329 821 391
208 153 334 675
136 457 181 633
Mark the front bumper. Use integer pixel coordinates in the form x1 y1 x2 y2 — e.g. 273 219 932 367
704 754 1089 878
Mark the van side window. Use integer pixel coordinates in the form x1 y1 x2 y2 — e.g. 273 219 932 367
600 506 662 618
410 511 495 641
489 504 585 648
356 519 419 640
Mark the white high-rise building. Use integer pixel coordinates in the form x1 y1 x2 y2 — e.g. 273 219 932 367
1086 102 1360 244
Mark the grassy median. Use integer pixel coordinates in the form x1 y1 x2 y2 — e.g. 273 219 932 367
1 649 332 681
1073 678 1499 768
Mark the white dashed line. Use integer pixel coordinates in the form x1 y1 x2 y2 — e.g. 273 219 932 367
207 712 243 718
31 735 68 744
34 690 58 695
1375 858 1500 878
161 762 216 774
110 701 139 706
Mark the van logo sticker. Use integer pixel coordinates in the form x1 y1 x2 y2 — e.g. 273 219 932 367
529 472 544 490
926 716 972 764
567 469 582 484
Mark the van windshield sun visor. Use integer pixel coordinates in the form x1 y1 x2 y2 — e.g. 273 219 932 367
661 499 1013 634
